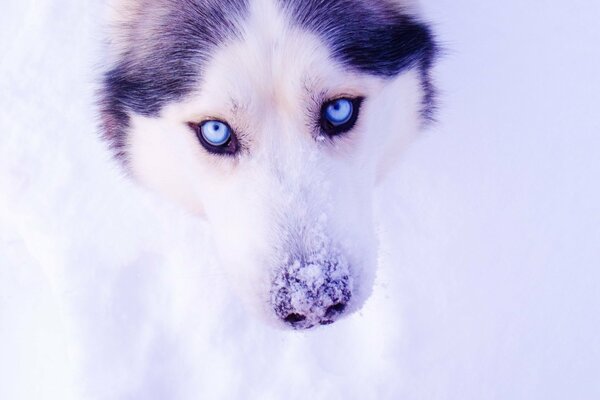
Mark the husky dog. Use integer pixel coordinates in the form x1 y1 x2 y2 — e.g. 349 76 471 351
99 0 437 329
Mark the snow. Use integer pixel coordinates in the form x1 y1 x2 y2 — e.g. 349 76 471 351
1 0 600 399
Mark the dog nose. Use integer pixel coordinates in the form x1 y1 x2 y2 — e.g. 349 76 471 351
271 262 352 329
282 301 348 327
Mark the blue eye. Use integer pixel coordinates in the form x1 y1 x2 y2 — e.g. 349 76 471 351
325 99 354 126
321 97 363 136
200 120 231 146
191 119 239 155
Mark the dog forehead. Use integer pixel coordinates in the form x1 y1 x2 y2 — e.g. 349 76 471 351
198 9 337 111
101 0 436 153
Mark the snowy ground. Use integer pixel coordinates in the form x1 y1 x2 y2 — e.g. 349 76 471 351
1 1 599 399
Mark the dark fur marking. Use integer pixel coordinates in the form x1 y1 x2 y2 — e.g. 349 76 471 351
99 0 439 160
280 0 439 121
99 0 249 160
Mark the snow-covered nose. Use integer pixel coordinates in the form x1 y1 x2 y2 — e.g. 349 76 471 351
271 259 353 329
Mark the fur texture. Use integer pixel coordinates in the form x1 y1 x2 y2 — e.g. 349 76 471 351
99 0 437 328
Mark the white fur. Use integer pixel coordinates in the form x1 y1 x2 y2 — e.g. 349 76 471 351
5 0 600 398
126 0 426 325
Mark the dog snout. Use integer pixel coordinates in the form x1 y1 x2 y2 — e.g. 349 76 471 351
271 260 352 329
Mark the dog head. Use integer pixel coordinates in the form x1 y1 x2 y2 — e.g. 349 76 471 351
100 0 436 329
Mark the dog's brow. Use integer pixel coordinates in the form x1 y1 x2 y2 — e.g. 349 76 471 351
230 98 243 115
279 0 437 77
278 0 438 123
99 0 251 158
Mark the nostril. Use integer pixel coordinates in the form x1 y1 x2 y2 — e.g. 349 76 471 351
284 313 306 324
325 303 346 318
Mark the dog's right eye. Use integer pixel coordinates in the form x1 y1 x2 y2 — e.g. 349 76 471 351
190 120 239 155
320 97 363 137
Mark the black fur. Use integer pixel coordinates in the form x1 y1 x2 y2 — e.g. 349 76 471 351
99 0 438 159
280 0 438 121
281 0 436 76
99 0 249 160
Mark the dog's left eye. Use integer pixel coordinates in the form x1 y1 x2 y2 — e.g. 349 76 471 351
320 97 363 136
189 120 239 156
201 121 231 146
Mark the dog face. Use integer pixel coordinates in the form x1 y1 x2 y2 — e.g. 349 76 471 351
100 0 436 329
